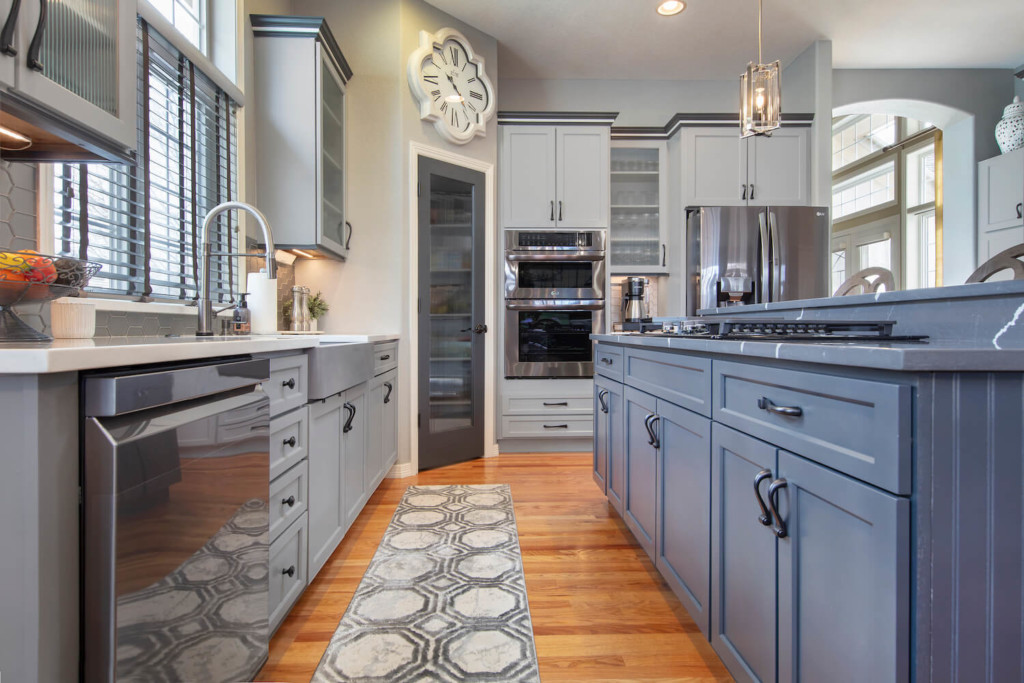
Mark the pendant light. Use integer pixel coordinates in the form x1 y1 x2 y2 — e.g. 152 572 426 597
739 0 781 137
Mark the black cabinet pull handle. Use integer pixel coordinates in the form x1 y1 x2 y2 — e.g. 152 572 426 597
597 390 608 414
282 495 296 507
543 401 568 406
550 200 555 221
345 221 353 249
768 478 788 538
343 401 355 433
662 244 666 267
600 357 613 365
543 423 569 429
26 0 45 71
380 354 391 361
649 415 660 449
749 184 755 200
282 377 296 390
753 469 773 526
742 184 748 200
1 0 22 56
282 565 296 578
558 200 563 221
473 324 488 334
384 382 393 404
758 396 802 417
283 436 297 448
1017 202 1023 219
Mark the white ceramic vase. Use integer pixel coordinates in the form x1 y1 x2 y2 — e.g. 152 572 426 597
995 96 1024 154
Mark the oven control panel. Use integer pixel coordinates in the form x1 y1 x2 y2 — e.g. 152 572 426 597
514 231 595 248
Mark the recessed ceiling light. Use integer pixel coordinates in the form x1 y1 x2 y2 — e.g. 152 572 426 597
657 0 686 16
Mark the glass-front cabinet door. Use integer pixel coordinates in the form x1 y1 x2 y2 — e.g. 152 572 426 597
610 141 668 275
318 45 347 256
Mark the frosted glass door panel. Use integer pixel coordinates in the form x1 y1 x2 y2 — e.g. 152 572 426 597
320 51 346 248
611 147 660 269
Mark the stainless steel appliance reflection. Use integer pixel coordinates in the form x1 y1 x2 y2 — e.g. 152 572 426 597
82 358 271 683
504 230 606 300
504 299 605 378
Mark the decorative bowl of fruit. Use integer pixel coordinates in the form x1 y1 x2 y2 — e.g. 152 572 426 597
0 251 102 342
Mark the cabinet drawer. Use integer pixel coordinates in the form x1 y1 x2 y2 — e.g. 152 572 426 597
501 414 594 438
374 341 398 376
504 395 593 416
269 512 308 632
713 360 911 494
595 344 624 381
270 460 309 542
269 405 309 480
264 354 309 416
625 347 712 417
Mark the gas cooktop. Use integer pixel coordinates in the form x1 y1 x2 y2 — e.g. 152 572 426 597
632 318 929 343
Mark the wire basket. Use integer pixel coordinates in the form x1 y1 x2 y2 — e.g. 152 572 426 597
0 253 103 342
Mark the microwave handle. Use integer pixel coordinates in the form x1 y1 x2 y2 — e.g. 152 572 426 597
505 301 605 311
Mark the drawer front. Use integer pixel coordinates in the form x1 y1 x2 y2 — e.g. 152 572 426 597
269 512 308 632
625 347 712 417
374 341 398 376
270 460 309 542
269 405 309 480
501 415 594 438
713 360 911 494
595 344 624 381
264 354 309 416
504 396 594 416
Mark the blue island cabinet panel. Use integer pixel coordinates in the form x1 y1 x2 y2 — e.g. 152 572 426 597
776 450 910 683
711 423 778 683
656 399 711 636
594 375 626 512
624 386 658 558
593 377 610 493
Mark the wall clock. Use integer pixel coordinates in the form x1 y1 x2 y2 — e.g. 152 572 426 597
407 28 495 145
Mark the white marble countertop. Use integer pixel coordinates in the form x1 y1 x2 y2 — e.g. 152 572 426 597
0 332 400 374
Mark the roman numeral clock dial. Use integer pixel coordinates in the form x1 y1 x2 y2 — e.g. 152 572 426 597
407 28 494 145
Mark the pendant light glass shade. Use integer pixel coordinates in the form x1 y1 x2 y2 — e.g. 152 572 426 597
740 59 781 137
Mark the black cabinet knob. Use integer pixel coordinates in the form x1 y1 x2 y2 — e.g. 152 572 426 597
283 436 297 448
282 377 296 390
282 565 296 578
282 495 296 507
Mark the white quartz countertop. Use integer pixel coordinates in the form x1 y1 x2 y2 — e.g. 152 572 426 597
0 332 400 374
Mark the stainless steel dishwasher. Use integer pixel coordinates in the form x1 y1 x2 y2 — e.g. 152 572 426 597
81 358 271 683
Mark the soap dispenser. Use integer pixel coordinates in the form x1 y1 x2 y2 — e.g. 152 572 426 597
231 293 252 335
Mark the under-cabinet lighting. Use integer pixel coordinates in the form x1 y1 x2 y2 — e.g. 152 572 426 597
0 125 32 150
290 249 316 259
657 1 686 16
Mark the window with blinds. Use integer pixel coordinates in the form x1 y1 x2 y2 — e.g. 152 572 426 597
53 18 238 303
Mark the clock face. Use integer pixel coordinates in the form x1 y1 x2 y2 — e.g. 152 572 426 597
408 29 495 144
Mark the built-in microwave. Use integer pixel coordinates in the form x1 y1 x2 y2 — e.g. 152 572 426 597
504 299 604 378
503 230 606 300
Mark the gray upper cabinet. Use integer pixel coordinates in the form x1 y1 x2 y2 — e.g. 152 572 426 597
623 386 658 558
682 127 810 207
710 423 778 683
500 124 609 228
656 399 711 636
253 15 353 259
0 0 136 160
776 450 910 683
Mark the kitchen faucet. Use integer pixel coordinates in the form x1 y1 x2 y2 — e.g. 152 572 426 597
197 201 277 336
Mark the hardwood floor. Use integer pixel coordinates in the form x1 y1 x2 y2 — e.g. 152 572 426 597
257 453 732 682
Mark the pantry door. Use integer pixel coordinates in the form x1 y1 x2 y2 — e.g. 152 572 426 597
417 156 486 470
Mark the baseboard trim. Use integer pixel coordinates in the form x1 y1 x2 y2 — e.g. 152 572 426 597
387 462 417 479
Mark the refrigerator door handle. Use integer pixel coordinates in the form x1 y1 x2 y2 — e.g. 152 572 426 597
769 210 781 301
758 210 770 303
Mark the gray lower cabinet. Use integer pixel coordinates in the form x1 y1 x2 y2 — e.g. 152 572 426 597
624 387 658 558
594 374 625 512
269 511 308 631
711 422 910 683
656 399 711 636
342 382 368 526
308 394 347 579
380 369 398 476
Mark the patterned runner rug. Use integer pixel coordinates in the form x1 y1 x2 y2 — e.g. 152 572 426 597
311 484 540 682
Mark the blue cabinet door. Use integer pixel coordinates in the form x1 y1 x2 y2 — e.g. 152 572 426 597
711 423 778 683
624 387 658 558
606 379 626 513
656 399 712 636
776 450 910 683
593 377 610 493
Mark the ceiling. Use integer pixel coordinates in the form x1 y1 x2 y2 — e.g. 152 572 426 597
425 0 1024 81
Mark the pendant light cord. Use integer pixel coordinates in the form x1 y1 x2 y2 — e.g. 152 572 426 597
757 0 763 65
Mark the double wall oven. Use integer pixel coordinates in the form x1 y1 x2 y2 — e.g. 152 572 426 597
504 230 606 378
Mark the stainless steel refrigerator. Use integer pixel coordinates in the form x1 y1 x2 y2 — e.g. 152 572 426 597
686 205 830 315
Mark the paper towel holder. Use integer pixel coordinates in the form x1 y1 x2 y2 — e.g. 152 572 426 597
196 201 277 336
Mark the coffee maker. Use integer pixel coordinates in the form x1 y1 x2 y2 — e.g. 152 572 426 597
621 277 651 329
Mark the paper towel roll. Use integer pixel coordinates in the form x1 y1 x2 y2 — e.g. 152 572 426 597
247 272 278 335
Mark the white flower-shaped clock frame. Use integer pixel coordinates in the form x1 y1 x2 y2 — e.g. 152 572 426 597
407 28 495 145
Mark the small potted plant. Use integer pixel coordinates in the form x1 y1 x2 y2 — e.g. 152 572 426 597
307 290 329 331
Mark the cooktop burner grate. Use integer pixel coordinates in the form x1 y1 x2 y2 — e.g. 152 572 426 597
636 318 928 342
